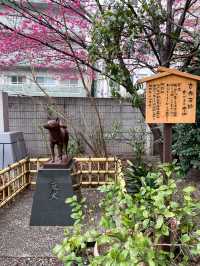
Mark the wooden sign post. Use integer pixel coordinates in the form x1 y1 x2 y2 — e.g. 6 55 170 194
163 123 172 163
139 67 200 163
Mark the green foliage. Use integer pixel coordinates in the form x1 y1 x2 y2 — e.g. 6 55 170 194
67 136 84 157
89 2 139 96
53 164 200 265
53 196 91 265
172 90 200 173
127 125 146 162
104 120 121 141
89 0 199 106
125 160 153 195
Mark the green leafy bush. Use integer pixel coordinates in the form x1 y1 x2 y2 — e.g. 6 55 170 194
125 160 153 195
172 82 200 174
53 164 200 265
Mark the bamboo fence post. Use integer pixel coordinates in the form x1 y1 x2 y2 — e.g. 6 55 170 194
97 161 100 184
36 158 40 172
105 159 108 182
80 161 83 184
88 157 92 186
25 158 30 185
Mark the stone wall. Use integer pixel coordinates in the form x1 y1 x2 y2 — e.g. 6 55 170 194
8 96 153 157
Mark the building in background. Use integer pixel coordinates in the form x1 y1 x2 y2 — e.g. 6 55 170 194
0 1 87 97
0 0 152 98
94 67 153 98
0 67 87 97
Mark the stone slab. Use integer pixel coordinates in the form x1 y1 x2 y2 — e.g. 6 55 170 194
0 131 27 169
30 169 74 226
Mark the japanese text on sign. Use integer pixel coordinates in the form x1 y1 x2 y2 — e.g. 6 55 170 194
146 77 196 123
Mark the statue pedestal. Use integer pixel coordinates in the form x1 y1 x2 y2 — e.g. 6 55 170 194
42 155 72 169
30 168 74 226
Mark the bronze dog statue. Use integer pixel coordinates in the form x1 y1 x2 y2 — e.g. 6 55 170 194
43 118 69 163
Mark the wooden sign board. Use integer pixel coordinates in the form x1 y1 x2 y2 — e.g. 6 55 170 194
146 75 197 124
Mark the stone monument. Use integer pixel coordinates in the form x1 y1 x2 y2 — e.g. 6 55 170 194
0 92 27 169
30 118 74 226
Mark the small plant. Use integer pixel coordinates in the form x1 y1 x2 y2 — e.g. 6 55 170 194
125 160 153 195
68 136 84 157
124 123 153 196
104 120 121 141
126 124 148 163
53 164 200 265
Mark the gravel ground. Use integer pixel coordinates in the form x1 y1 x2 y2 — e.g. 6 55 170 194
0 187 103 266
0 257 62 266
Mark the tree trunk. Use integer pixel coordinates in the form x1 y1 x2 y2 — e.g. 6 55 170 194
139 100 163 161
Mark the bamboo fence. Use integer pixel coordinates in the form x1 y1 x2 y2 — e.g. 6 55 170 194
0 157 122 208
0 158 30 208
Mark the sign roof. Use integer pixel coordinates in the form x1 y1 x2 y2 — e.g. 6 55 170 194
138 67 200 83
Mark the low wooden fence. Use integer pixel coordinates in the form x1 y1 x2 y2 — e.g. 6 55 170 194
0 157 122 208
72 157 121 187
0 158 30 208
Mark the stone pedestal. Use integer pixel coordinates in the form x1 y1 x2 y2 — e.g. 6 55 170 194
30 168 74 226
0 131 27 169
42 155 72 169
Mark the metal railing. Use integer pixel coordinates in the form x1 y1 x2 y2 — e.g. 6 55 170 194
0 157 123 208
1 84 86 97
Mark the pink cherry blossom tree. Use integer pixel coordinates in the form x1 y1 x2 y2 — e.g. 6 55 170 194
0 0 199 158
0 0 110 156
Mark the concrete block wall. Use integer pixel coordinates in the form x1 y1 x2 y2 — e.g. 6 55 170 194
8 96 153 157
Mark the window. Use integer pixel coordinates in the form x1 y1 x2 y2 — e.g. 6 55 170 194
10 76 26 85
70 79 78 86
62 79 79 86
36 76 57 85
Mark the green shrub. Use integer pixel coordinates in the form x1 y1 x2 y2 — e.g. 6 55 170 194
125 160 153 195
53 164 200 265
172 82 200 174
